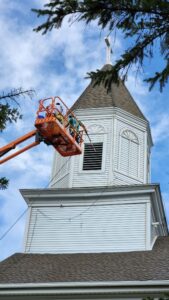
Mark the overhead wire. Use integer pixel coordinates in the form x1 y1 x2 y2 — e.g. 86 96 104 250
0 156 74 279
27 185 109 252
0 155 72 243
45 156 71 188
28 211 38 252
37 185 109 222
47 156 71 188
0 208 28 241
0 100 99 265
24 133 106 246
0 127 100 245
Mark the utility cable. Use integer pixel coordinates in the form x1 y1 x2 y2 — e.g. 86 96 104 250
0 208 28 241
37 185 108 222
26 156 72 250
28 185 109 253
45 156 71 188
28 211 38 252
0 156 71 243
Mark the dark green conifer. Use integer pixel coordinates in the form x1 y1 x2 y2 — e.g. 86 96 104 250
32 0 169 91
0 88 34 189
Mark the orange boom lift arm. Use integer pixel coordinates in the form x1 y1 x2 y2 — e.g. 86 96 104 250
0 130 39 164
0 96 84 165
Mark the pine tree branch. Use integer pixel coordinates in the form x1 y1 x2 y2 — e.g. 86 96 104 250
88 26 167 90
32 0 169 33
0 88 35 131
0 88 35 189
0 177 9 190
145 61 169 91
32 0 169 91
0 88 35 105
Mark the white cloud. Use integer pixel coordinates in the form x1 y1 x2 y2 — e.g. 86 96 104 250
0 0 168 262
0 4 94 259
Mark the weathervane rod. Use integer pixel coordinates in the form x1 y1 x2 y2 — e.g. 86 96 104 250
105 36 112 65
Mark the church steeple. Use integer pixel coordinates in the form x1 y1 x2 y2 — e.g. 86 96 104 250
21 60 167 257
51 65 152 188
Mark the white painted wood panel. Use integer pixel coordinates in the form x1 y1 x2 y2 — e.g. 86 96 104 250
25 202 147 253
51 154 70 188
51 107 150 188
72 131 109 188
114 118 145 184
151 208 158 244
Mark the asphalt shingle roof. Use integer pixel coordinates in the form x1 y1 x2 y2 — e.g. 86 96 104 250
71 64 146 121
0 236 169 284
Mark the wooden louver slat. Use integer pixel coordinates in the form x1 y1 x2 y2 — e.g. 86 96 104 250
83 143 103 170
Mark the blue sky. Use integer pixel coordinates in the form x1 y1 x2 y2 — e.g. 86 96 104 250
0 1 169 261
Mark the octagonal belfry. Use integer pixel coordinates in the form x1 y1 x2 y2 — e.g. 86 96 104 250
51 64 152 189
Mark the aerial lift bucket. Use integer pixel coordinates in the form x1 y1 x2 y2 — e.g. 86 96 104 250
0 96 84 164
35 96 84 157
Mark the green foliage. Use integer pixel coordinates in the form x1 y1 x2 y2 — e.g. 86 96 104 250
0 177 9 190
0 103 22 132
32 0 169 91
0 88 34 189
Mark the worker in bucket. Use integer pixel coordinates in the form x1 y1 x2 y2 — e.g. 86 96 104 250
54 102 64 124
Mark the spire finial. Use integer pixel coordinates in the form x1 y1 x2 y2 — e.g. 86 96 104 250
105 36 112 65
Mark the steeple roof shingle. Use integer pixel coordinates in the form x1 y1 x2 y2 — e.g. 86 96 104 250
72 64 146 121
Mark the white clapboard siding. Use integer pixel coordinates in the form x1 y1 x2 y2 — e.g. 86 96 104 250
51 154 70 188
71 118 111 188
115 118 145 184
119 137 139 179
114 173 142 185
130 141 139 178
151 208 158 244
119 137 129 174
51 107 150 189
25 202 147 253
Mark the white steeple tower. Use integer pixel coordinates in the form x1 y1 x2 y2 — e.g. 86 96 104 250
51 64 152 189
50 37 152 188
21 48 167 255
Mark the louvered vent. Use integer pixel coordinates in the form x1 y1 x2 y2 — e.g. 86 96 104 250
83 143 103 170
